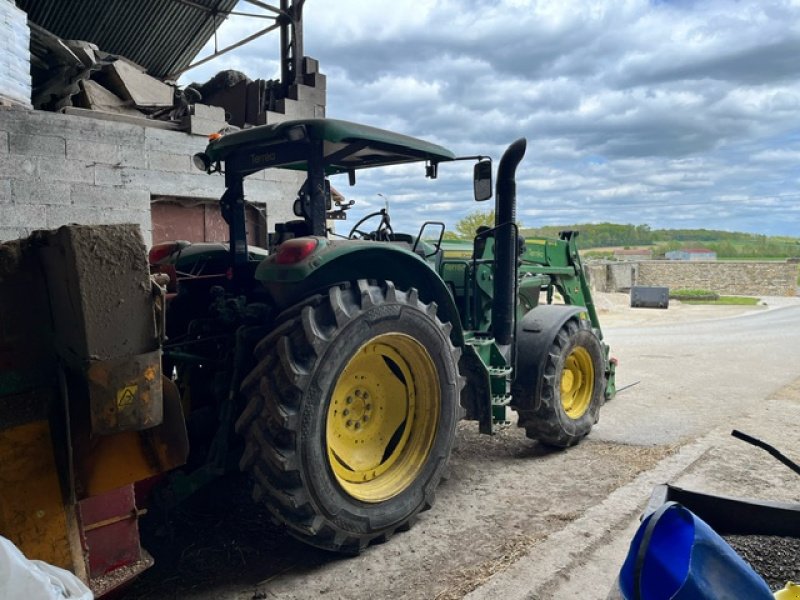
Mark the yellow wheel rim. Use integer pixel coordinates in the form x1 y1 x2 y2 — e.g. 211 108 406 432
560 346 594 419
326 333 440 503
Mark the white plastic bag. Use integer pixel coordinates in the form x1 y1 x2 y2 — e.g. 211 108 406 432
0 536 93 600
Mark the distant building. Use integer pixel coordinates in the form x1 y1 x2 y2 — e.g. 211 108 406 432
613 248 652 261
665 248 717 261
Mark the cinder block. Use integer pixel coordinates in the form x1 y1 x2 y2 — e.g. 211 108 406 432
119 168 223 199
303 57 319 74
144 127 205 155
0 203 46 228
0 227 30 242
147 151 190 173
66 139 119 164
262 110 294 125
9 133 66 157
117 144 147 169
70 184 149 210
11 180 71 206
180 115 227 136
0 179 10 202
303 71 326 91
0 108 145 147
67 116 145 147
35 157 94 184
190 103 225 121
287 83 326 105
0 154 35 179
94 164 125 186
47 206 107 227
275 98 315 118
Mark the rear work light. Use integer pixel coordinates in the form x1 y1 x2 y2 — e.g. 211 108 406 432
275 238 318 265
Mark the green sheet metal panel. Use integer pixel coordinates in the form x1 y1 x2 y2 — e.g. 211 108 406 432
205 118 456 172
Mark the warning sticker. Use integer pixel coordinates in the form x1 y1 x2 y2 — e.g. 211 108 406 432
117 385 138 410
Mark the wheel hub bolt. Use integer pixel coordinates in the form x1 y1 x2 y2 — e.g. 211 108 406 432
346 420 353 427
343 408 350 416
346 396 353 404
354 422 361 430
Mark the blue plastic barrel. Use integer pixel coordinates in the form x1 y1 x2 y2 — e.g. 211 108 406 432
618 502 774 600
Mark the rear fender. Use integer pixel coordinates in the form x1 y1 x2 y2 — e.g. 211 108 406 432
511 305 588 412
257 240 465 345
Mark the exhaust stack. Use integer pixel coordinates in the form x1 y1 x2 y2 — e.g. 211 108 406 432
491 138 527 345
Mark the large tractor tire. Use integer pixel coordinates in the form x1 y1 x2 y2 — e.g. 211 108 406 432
236 280 462 553
516 318 605 448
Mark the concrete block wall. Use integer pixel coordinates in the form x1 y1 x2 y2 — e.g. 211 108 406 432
0 106 304 246
586 262 636 293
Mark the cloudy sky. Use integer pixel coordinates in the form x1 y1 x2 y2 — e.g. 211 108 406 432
186 0 800 236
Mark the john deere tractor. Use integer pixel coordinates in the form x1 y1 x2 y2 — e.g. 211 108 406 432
148 118 617 554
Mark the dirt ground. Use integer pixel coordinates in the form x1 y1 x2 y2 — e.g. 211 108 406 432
126 427 676 600
124 293 799 600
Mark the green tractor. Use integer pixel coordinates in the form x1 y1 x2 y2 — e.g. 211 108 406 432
158 118 616 554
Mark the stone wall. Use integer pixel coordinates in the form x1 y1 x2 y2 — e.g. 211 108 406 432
0 104 314 247
636 260 797 296
588 260 797 297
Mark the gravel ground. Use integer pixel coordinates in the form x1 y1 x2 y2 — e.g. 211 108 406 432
725 534 800 591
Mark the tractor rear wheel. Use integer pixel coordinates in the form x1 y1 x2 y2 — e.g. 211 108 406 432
236 280 462 553
517 318 604 448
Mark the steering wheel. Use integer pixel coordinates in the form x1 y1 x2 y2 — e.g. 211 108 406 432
348 209 394 241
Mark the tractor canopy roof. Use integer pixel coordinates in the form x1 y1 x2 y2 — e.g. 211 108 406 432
203 118 456 176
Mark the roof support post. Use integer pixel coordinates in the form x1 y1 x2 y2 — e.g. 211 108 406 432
279 0 305 96
221 170 249 286
307 136 327 236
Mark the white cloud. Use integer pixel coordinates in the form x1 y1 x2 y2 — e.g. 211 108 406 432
183 0 800 236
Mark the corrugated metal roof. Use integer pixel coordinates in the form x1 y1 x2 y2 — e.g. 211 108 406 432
17 0 238 79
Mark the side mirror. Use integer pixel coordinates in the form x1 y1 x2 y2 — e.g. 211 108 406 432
474 159 492 201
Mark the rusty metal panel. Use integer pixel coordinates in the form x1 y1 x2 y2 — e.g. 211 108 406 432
87 350 163 435
204 201 231 241
152 199 265 246
78 485 141 578
151 200 207 245
17 0 237 79
74 377 188 499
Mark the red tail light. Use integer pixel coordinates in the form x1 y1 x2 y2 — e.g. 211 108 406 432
148 243 180 265
275 238 318 265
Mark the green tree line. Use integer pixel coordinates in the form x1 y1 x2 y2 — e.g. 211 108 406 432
450 212 800 259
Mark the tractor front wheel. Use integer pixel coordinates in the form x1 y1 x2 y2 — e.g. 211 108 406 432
236 280 462 553
517 318 605 448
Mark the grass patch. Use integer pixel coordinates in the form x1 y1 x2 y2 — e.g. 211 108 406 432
683 296 760 306
670 289 718 301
